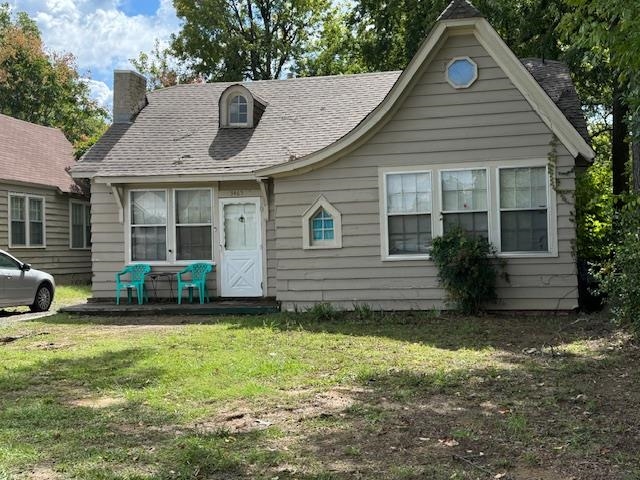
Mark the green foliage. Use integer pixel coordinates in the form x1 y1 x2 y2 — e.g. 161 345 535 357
0 3 108 155
429 229 505 315
307 302 340 321
171 0 329 81
129 39 198 91
598 193 640 332
575 130 614 262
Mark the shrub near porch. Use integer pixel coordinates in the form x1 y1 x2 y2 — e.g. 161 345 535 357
0 312 637 479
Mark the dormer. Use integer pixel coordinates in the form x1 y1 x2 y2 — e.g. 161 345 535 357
219 84 267 128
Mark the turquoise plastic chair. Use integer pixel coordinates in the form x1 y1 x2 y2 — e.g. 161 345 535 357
115 264 151 305
177 263 214 304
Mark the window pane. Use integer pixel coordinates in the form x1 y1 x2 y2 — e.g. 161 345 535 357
500 167 547 209
177 226 212 260
387 172 431 214
176 190 211 224
132 191 166 225
388 214 431 255
224 203 257 250
443 212 488 238
132 226 166 261
448 58 476 86
30 221 43 246
10 196 25 221
85 206 91 247
11 221 26 246
311 208 335 243
71 203 85 248
442 169 487 211
500 210 548 252
229 95 248 124
29 198 43 222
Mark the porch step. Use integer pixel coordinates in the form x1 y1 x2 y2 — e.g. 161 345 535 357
60 299 280 316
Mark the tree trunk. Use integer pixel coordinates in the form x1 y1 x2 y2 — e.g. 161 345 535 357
633 139 640 192
612 87 629 198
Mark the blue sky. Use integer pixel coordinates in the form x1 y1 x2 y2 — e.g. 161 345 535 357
8 0 182 114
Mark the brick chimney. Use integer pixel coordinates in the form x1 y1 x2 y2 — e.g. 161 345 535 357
113 70 147 123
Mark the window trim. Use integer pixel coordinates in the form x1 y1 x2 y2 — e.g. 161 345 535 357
302 195 342 250
8 192 46 249
379 167 434 261
125 187 216 265
174 188 214 262
69 200 91 250
446 56 479 89
379 160 558 261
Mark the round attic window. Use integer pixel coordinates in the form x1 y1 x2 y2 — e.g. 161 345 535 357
446 57 478 89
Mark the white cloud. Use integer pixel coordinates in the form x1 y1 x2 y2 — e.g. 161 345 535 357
10 0 181 79
82 77 113 112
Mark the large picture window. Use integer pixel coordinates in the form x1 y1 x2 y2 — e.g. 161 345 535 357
385 172 432 256
9 194 45 247
499 167 548 252
175 189 213 260
70 201 91 249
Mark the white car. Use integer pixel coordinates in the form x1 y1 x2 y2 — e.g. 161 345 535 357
0 249 55 312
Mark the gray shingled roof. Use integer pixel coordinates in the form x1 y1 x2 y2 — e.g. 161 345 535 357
521 58 590 144
437 0 483 21
76 72 400 177
77 59 589 178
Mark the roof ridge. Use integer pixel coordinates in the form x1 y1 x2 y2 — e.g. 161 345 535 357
0 113 64 133
437 0 483 21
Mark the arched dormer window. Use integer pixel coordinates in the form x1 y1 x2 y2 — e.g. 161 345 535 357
229 94 248 125
219 84 265 128
302 195 342 249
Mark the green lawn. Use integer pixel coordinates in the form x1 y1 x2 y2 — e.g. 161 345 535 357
0 311 637 479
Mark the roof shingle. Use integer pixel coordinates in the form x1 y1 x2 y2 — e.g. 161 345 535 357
0 114 79 192
437 0 483 21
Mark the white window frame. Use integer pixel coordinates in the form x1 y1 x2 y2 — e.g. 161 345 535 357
69 200 91 250
302 195 342 249
379 159 558 261
8 192 46 248
174 188 214 262
446 56 478 89
125 188 215 265
439 167 490 237
496 164 556 257
379 167 434 261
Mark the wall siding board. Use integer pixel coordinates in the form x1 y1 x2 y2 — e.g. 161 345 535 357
0 182 91 283
273 34 580 311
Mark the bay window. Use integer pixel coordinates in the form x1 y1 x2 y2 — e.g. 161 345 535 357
9 194 45 247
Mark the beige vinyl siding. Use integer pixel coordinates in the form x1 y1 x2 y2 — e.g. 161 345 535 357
273 34 578 311
0 182 91 283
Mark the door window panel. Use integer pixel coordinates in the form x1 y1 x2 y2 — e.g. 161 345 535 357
224 203 257 251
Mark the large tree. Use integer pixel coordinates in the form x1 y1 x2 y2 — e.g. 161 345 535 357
171 0 329 81
0 3 108 157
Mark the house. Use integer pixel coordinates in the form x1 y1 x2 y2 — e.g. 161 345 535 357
0 114 91 283
71 0 594 311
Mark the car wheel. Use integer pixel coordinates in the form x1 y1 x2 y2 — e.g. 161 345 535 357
30 284 53 312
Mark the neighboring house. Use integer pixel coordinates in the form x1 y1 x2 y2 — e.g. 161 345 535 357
72 0 594 310
0 114 91 283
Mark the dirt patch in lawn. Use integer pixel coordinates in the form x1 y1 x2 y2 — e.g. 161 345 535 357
69 396 126 409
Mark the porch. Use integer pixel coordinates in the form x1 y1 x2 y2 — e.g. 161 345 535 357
60 298 280 316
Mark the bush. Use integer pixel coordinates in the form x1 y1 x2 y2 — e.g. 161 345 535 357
429 229 505 315
598 195 640 331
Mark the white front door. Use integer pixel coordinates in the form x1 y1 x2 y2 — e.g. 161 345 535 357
219 198 263 297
